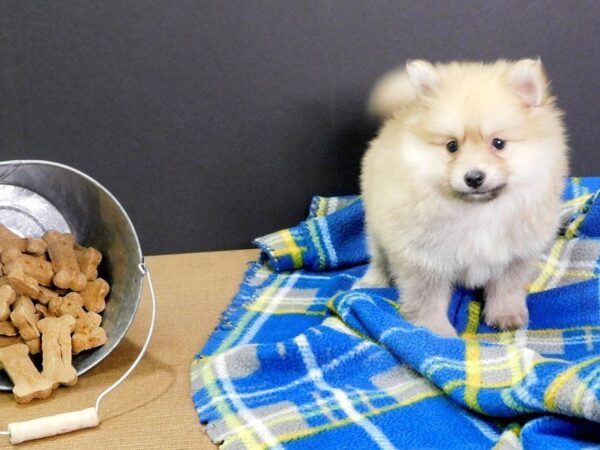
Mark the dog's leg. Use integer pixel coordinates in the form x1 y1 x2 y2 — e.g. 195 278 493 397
353 235 389 288
483 258 535 330
394 267 456 337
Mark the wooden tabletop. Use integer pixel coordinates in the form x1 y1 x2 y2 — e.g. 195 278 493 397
0 249 259 449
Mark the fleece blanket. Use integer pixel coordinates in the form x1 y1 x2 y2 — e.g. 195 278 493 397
191 177 600 449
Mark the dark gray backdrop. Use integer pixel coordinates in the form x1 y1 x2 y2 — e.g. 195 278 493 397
0 1 598 254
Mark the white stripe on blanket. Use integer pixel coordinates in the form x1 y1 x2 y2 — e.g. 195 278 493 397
295 334 397 450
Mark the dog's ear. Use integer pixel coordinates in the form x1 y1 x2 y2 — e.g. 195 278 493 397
508 58 548 107
406 60 438 95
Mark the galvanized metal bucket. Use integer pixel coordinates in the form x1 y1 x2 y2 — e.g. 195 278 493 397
0 160 144 391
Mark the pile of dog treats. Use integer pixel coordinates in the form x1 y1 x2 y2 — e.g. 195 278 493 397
0 224 109 403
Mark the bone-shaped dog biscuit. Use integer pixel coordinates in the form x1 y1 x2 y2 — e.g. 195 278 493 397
72 312 107 354
3 262 40 299
48 292 107 354
37 286 59 305
10 296 41 354
38 316 77 388
35 303 55 319
0 284 16 321
43 231 87 291
81 278 109 313
24 338 40 355
0 225 23 252
0 225 47 256
49 292 85 319
0 321 17 336
0 336 22 348
1 248 53 286
26 238 46 256
10 297 40 341
75 245 102 281
0 343 53 403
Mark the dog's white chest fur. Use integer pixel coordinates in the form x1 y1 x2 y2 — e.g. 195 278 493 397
373 190 546 288
406 195 544 287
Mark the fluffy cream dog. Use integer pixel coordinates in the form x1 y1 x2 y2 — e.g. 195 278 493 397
356 59 568 336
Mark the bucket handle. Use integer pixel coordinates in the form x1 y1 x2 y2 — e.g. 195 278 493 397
1 262 158 445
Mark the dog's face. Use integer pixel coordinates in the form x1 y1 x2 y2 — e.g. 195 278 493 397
403 60 565 203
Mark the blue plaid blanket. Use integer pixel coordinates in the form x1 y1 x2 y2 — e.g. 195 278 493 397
191 177 600 449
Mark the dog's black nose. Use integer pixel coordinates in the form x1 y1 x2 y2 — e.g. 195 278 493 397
464 170 486 188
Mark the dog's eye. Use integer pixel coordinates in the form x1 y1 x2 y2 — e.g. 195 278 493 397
492 138 505 150
446 140 459 153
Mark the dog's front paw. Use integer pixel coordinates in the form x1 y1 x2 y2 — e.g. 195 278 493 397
405 309 458 338
483 300 528 330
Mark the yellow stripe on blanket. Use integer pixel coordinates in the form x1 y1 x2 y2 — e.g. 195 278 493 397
463 302 482 336
529 238 567 293
464 340 483 412
272 229 305 268
544 356 600 412
563 193 593 209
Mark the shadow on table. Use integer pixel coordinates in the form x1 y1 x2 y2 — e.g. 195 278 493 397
86 338 178 422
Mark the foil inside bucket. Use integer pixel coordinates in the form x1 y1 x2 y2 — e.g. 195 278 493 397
0 161 144 391
0 185 71 237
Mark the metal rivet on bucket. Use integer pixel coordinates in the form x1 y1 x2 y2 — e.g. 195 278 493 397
0 160 157 444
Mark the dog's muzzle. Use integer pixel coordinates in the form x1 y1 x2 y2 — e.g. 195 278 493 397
456 184 506 202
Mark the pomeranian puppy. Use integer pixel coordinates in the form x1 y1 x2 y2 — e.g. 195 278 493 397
356 59 568 336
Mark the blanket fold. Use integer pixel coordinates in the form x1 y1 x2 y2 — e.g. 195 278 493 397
329 286 600 420
255 197 367 272
192 177 600 450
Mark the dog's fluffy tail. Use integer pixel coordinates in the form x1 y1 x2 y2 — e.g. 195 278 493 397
368 67 417 120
